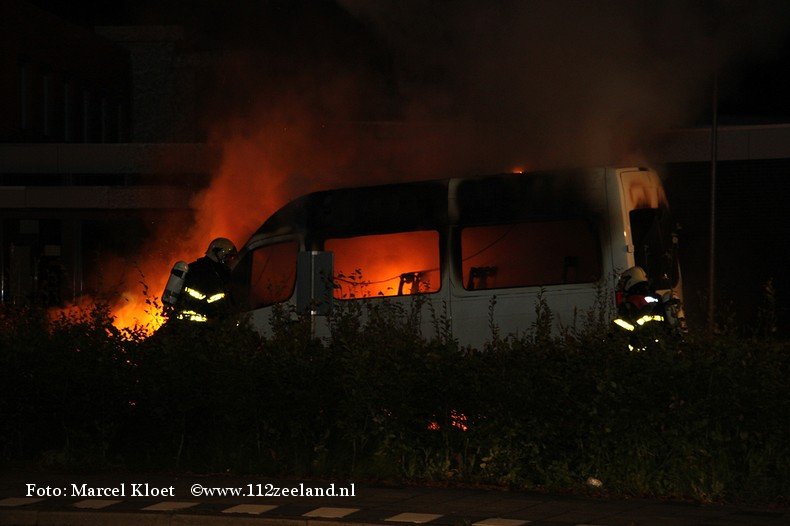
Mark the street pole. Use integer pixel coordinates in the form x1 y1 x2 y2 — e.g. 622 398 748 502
708 75 718 331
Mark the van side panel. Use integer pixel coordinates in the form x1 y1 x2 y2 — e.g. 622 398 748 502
448 168 612 348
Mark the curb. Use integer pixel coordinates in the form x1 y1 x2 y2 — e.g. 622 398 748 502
0 510 392 526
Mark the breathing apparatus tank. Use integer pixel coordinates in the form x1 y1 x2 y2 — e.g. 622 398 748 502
162 261 189 306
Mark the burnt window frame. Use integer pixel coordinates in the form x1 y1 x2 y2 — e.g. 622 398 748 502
237 238 300 310
323 228 444 300
454 217 604 292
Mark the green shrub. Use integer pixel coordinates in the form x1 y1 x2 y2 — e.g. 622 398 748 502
0 298 787 503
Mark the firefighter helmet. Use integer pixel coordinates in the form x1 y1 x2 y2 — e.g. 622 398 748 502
205 237 237 265
619 266 649 293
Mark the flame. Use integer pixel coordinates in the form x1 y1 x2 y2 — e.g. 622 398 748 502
65 107 491 332
49 274 168 335
94 110 365 333
111 290 166 334
450 409 469 432
426 411 469 432
48 295 98 322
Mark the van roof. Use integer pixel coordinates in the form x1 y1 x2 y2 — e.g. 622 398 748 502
250 168 613 242
254 178 449 239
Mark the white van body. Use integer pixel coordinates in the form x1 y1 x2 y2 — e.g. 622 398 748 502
233 167 682 348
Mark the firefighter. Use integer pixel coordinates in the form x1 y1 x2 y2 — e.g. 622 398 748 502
612 265 688 351
171 237 238 323
612 266 666 335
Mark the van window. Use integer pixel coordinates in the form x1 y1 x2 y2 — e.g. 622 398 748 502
629 207 680 289
249 240 298 307
461 220 601 290
326 230 440 299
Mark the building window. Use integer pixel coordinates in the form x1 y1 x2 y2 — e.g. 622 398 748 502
18 62 29 130
460 219 601 290
326 230 440 299
117 103 125 142
249 240 298 308
100 97 108 143
82 90 90 142
43 74 51 137
63 82 71 142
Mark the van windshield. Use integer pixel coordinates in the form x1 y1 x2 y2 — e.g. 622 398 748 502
629 207 679 290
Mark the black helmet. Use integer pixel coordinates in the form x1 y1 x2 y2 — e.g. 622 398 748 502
205 237 238 266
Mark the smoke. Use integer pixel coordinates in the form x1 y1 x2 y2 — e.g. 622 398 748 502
194 0 790 234
340 0 789 168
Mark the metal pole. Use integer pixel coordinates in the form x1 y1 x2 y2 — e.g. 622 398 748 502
0 217 4 303
73 220 83 302
708 75 718 331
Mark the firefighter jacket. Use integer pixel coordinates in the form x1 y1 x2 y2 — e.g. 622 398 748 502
174 256 232 322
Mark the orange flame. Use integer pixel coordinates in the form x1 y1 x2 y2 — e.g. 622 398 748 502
450 409 469 432
95 111 365 332
426 411 469 432
64 109 511 332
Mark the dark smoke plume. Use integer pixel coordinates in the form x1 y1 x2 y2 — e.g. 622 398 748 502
339 0 789 170
70 0 789 329
190 0 790 245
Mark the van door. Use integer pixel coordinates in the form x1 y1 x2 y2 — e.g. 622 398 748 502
233 236 300 336
618 169 680 293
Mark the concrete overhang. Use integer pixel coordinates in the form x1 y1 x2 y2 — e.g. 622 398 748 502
0 186 194 209
0 143 219 174
1 125 788 212
652 123 790 163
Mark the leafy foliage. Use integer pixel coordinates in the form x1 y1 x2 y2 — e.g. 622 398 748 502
0 299 788 503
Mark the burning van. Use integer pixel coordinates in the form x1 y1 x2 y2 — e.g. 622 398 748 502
230 167 682 348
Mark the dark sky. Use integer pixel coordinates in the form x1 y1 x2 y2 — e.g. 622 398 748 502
715 32 790 124
27 0 790 126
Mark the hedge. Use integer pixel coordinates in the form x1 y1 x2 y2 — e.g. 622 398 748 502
0 298 787 503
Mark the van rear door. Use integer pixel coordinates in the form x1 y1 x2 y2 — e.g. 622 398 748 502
619 170 680 291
